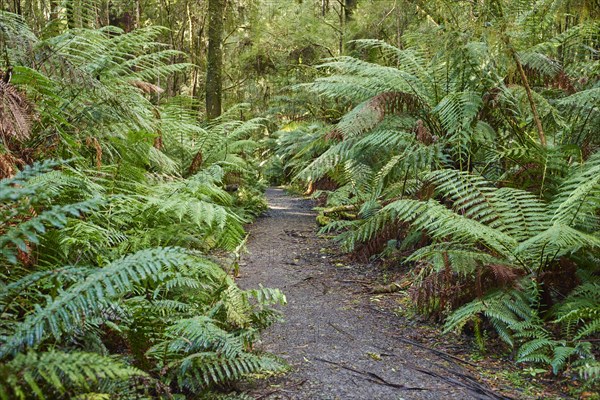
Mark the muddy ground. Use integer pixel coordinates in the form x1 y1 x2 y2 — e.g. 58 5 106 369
237 188 522 400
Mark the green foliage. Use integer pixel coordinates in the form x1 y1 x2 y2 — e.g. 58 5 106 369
0 351 145 400
271 0 600 386
3 0 599 393
0 11 282 399
0 158 284 398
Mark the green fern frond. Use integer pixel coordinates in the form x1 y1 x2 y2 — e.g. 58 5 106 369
443 296 489 336
551 155 600 226
1 199 101 264
0 350 144 400
518 51 562 77
172 352 285 391
1 247 189 357
245 286 287 307
517 338 555 363
155 316 244 358
551 346 577 374
576 361 600 382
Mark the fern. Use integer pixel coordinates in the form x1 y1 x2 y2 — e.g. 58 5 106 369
1 247 189 357
0 351 145 400
153 316 245 358
172 352 285 391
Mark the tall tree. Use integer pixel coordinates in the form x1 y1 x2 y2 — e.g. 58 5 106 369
344 0 357 20
206 0 224 119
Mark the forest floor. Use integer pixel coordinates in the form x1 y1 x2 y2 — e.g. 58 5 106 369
237 188 563 400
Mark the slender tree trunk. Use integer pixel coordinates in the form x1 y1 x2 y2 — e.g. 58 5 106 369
190 0 222 175
344 0 357 20
187 0 195 95
135 0 141 29
494 0 546 147
338 1 344 55
206 0 224 120
509 46 547 147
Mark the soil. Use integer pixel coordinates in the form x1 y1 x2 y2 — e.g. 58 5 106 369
237 188 520 400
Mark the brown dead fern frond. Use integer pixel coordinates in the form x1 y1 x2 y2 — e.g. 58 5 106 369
85 136 103 169
414 119 433 145
371 91 423 115
130 80 165 95
324 129 343 142
411 261 522 320
0 80 35 143
0 152 22 178
305 176 337 198
488 264 520 288
336 91 424 139
187 150 203 176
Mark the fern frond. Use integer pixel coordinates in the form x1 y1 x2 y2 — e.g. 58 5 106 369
156 316 244 358
172 352 285 391
0 199 101 264
0 351 144 400
1 247 189 356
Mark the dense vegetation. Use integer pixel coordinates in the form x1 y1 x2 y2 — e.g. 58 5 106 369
271 0 600 389
1 0 599 398
0 9 285 400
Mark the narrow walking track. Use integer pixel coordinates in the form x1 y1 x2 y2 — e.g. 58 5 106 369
239 189 510 400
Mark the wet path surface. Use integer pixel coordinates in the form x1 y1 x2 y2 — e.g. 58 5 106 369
238 188 510 400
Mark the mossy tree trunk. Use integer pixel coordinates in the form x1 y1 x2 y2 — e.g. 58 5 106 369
206 0 224 120
345 0 357 20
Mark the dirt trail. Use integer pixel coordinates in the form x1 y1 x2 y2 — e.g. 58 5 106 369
239 188 510 400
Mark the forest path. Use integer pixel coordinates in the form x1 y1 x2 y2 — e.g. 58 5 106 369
238 188 510 400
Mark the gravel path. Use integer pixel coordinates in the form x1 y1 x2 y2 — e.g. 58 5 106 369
238 188 510 400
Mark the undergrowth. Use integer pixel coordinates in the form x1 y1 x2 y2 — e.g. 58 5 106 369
0 13 284 399
269 1 600 390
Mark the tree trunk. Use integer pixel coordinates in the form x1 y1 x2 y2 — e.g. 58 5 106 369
344 0 357 20
514 55 546 147
135 0 141 29
506 44 547 147
206 0 224 120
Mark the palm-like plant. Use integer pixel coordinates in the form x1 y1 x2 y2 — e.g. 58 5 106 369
274 0 600 381
335 154 600 378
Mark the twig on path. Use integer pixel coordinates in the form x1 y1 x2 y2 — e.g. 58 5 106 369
327 321 355 340
340 279 371 286
255 379 307 399
394 337 482 369
366 305 485 370
286 276 314 287
414 367 513 400
314 357 430 391
370 280 411 294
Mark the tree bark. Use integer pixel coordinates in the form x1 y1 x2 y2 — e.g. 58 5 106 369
344 0 357 20
206 0 224 120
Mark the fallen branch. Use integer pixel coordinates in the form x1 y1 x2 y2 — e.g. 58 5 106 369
320 204 357 214
414 367 512 400
365 305 491 370
255 379 308 399
394 337 481 369
314 357 429 391
327 322 356 340
370 280 411 294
